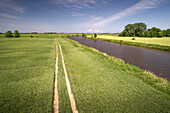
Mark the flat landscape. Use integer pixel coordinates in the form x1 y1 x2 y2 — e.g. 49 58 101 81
0 38 56 112
93 35 170 46
1 0 170 112
0 35 170 112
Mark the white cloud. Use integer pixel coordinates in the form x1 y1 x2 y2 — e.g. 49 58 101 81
0 0 24 19
87 28 92 32
0 12 17 19
94 29 103 33
0 0 25 13
53 0 107 9
87 28 103 33
93 0 167 27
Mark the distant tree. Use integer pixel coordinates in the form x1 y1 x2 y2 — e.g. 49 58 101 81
5 31 13 38
149 31 154 37
163 30 167 37
166 29 170 37
139 32 145 37
125 24 135 31
144 31 150 37
134 22 147 36
150 27 162 37
129 29 135 36
82 33 87 38
119 22 147 37
14 30 20 38
157 31 163 37
94 33 97 38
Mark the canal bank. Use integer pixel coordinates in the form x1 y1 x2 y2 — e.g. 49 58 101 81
68 36 170 81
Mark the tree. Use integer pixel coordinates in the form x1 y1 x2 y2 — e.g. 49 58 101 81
163 30 167 37
94 33 97 38
5 31 13 38
150 27 162 37
119 22 147 37
166 29 170 37
134 22 147 36
144 31 150 37
149 31 154 37
14 30 20 38
82 33 87 38
158 32 163 37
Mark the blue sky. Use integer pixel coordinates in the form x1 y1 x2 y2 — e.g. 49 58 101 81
0 0 170 33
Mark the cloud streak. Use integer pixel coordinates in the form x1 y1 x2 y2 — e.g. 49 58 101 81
0 12 18 19
0 0 24 18
54 0 107 9
93 0 166 27
0 0 24 13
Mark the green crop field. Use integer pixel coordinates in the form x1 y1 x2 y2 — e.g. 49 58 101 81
57 38 170 112
92 35 170 46
0 38 56 112
0 36 170 112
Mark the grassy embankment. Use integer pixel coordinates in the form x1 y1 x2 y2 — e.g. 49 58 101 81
87 35 170 51
58 37 170 112
0 38 57 112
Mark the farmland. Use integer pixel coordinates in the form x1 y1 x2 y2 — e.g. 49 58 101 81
57 37 170 112
87 35 170 51
0 38 56 112
94 35 170 46
0 35 170 112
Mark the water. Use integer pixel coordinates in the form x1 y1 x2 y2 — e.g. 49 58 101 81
68 36 170 81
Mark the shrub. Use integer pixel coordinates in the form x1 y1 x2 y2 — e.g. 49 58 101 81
5 31 13 38
94 33 97 38
82 33 87 38
14 30 20 38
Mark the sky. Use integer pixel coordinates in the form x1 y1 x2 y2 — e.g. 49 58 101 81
0 0 170 33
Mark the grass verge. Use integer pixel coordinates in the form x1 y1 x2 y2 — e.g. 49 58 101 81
58 37 170 112
66 37 170 95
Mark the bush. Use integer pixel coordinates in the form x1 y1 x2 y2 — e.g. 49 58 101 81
14 30 20 38
5 31 13 38
82 33 87 38
94 33 97 38
166 29 170 37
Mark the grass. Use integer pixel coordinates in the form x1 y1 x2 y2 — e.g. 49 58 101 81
0 36 169 112
57 44 72 113
0 38 56 112
87 35 170 51
0 33 81 38
58 37 170 112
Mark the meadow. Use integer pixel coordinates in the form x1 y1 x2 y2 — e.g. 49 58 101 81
87 35 170 51
95 35 170 46
0 35 170 112
57 37 170 112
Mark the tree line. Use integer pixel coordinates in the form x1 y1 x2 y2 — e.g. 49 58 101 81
4 30 20 38
119 22 170 37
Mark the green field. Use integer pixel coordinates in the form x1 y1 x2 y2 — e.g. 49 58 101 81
0 36 170 112
92 35 170 46
57 38 170 112
0 38 56 112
